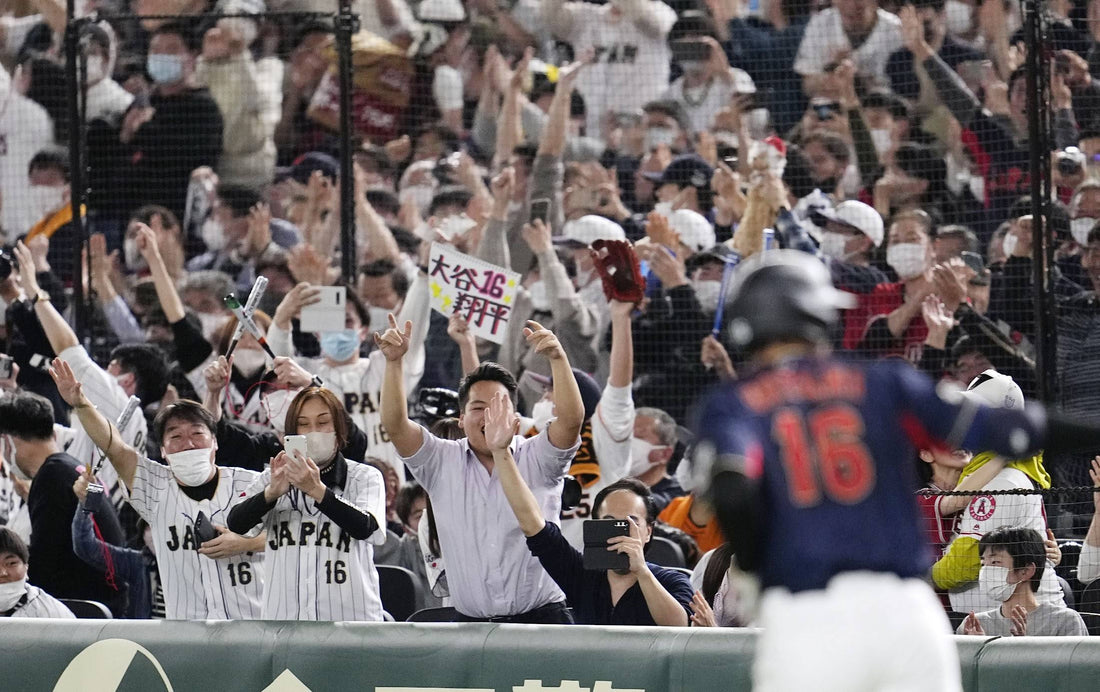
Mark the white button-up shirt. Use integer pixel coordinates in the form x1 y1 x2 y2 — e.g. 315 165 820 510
401 427 579 618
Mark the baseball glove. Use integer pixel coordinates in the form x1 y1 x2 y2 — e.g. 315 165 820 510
590 239 646 304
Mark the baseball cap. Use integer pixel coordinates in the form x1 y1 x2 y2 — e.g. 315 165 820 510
527 368 602 421
668 209 716 253
553 215 626 248
810 200 884 247
417 0 466 21
275 151 339 185
962 369 1024 410
643 154 714 191
687 243 736 271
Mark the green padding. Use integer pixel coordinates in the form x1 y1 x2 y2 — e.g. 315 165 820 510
975 637 1098 691
6 619 1100 692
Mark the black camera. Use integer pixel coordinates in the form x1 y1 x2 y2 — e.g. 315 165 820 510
0 247 17 281
415 388 460 425
1058 148 1085 176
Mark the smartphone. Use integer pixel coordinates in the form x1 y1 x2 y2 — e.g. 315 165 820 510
284 434 308 461
194 511 218 545
83 482 105 513
582 518 631 571
812 100 840 121
0 354 13 379
299 285 346 333
670 39 711 65
530 198 551 225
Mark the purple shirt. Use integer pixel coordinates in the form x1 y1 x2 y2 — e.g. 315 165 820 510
401 427 579 618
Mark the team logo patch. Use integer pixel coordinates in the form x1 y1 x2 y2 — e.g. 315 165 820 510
969 495 996 521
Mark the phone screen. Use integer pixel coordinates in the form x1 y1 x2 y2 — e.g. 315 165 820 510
530 198 551 224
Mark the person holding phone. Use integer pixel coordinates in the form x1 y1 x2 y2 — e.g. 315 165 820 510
227 386 387 621
484 390 692 625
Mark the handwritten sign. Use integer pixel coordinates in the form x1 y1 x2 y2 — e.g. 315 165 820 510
428 244 521 344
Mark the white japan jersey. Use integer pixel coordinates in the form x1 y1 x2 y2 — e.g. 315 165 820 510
287 352 422 483
126 456 264 620
58 347 149 514
945 467 1064 613
565 1 677 136
245 458 387 621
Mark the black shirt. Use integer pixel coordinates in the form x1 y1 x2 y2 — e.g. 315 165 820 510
27 452 126 615
525 522 693 626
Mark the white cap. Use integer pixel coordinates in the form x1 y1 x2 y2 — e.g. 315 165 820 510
417 0 466 22
811 200 884 247
730 67 756 94
668 209 716 253
963 369 1024 410
555 215 626 247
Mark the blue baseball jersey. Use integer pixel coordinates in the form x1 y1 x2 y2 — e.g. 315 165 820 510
694 356 1047 594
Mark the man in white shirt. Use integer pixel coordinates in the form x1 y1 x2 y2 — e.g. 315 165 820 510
542 0 677 137
379 315 584 621
794 0 903 97
0 527 74 619
0 65 54 238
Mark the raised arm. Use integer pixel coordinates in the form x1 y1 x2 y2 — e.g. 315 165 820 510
607 299 635 388
135 223 187 324
524 320 583 449
202 356 231 422
536 55 588 159
447 311 481 376
15 242 78 354
375 314 425 457
485 391 545 536
49 358 139 490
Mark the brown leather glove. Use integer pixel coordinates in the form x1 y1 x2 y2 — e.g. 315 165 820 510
591 239 645 304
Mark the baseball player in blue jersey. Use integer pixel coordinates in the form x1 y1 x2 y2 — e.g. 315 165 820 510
694 250 1100 692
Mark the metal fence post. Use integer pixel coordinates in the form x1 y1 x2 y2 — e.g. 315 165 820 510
1024 0 1056 403
64 4 90 343
335 0 359 284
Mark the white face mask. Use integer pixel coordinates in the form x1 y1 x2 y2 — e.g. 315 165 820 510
27 185 65 221
400 184 436 217
527 280 550 312
1071 217 1096 245
869 128 894 155
232 348 267 377
367 306 393 335
679 60 706 74
629 437 665 477
819 231 851 260
692 279 722 313
945 0 973 35
979 564 1018 602
645 127 677 151
165 447 215 487
530 398 554 432
653 201 674 218
85 54 107 85
886 242 927 280
124 237 147 272
197 312 230 342
439 213 476 240
0 576 26 611
305 430 337 464
201 217 226 252
1001 233 1018 257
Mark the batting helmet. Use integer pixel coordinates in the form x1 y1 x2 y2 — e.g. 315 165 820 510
725 249 856 352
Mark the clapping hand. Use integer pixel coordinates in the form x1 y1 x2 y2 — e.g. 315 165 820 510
962 612 986 636
690 590 718 627
1007 604 1028 636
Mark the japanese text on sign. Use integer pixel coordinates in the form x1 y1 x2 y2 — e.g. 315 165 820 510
428 243 521 344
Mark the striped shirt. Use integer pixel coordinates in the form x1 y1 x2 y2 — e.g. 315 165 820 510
244 458 387 621
126 456 264 620
401 428 579 619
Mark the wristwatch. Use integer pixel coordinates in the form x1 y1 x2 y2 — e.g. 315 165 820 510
31 290 50 305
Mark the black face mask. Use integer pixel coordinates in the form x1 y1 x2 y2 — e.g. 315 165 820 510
815 176 840 193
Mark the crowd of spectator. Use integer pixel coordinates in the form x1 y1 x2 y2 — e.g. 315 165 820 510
0 0 1099 636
